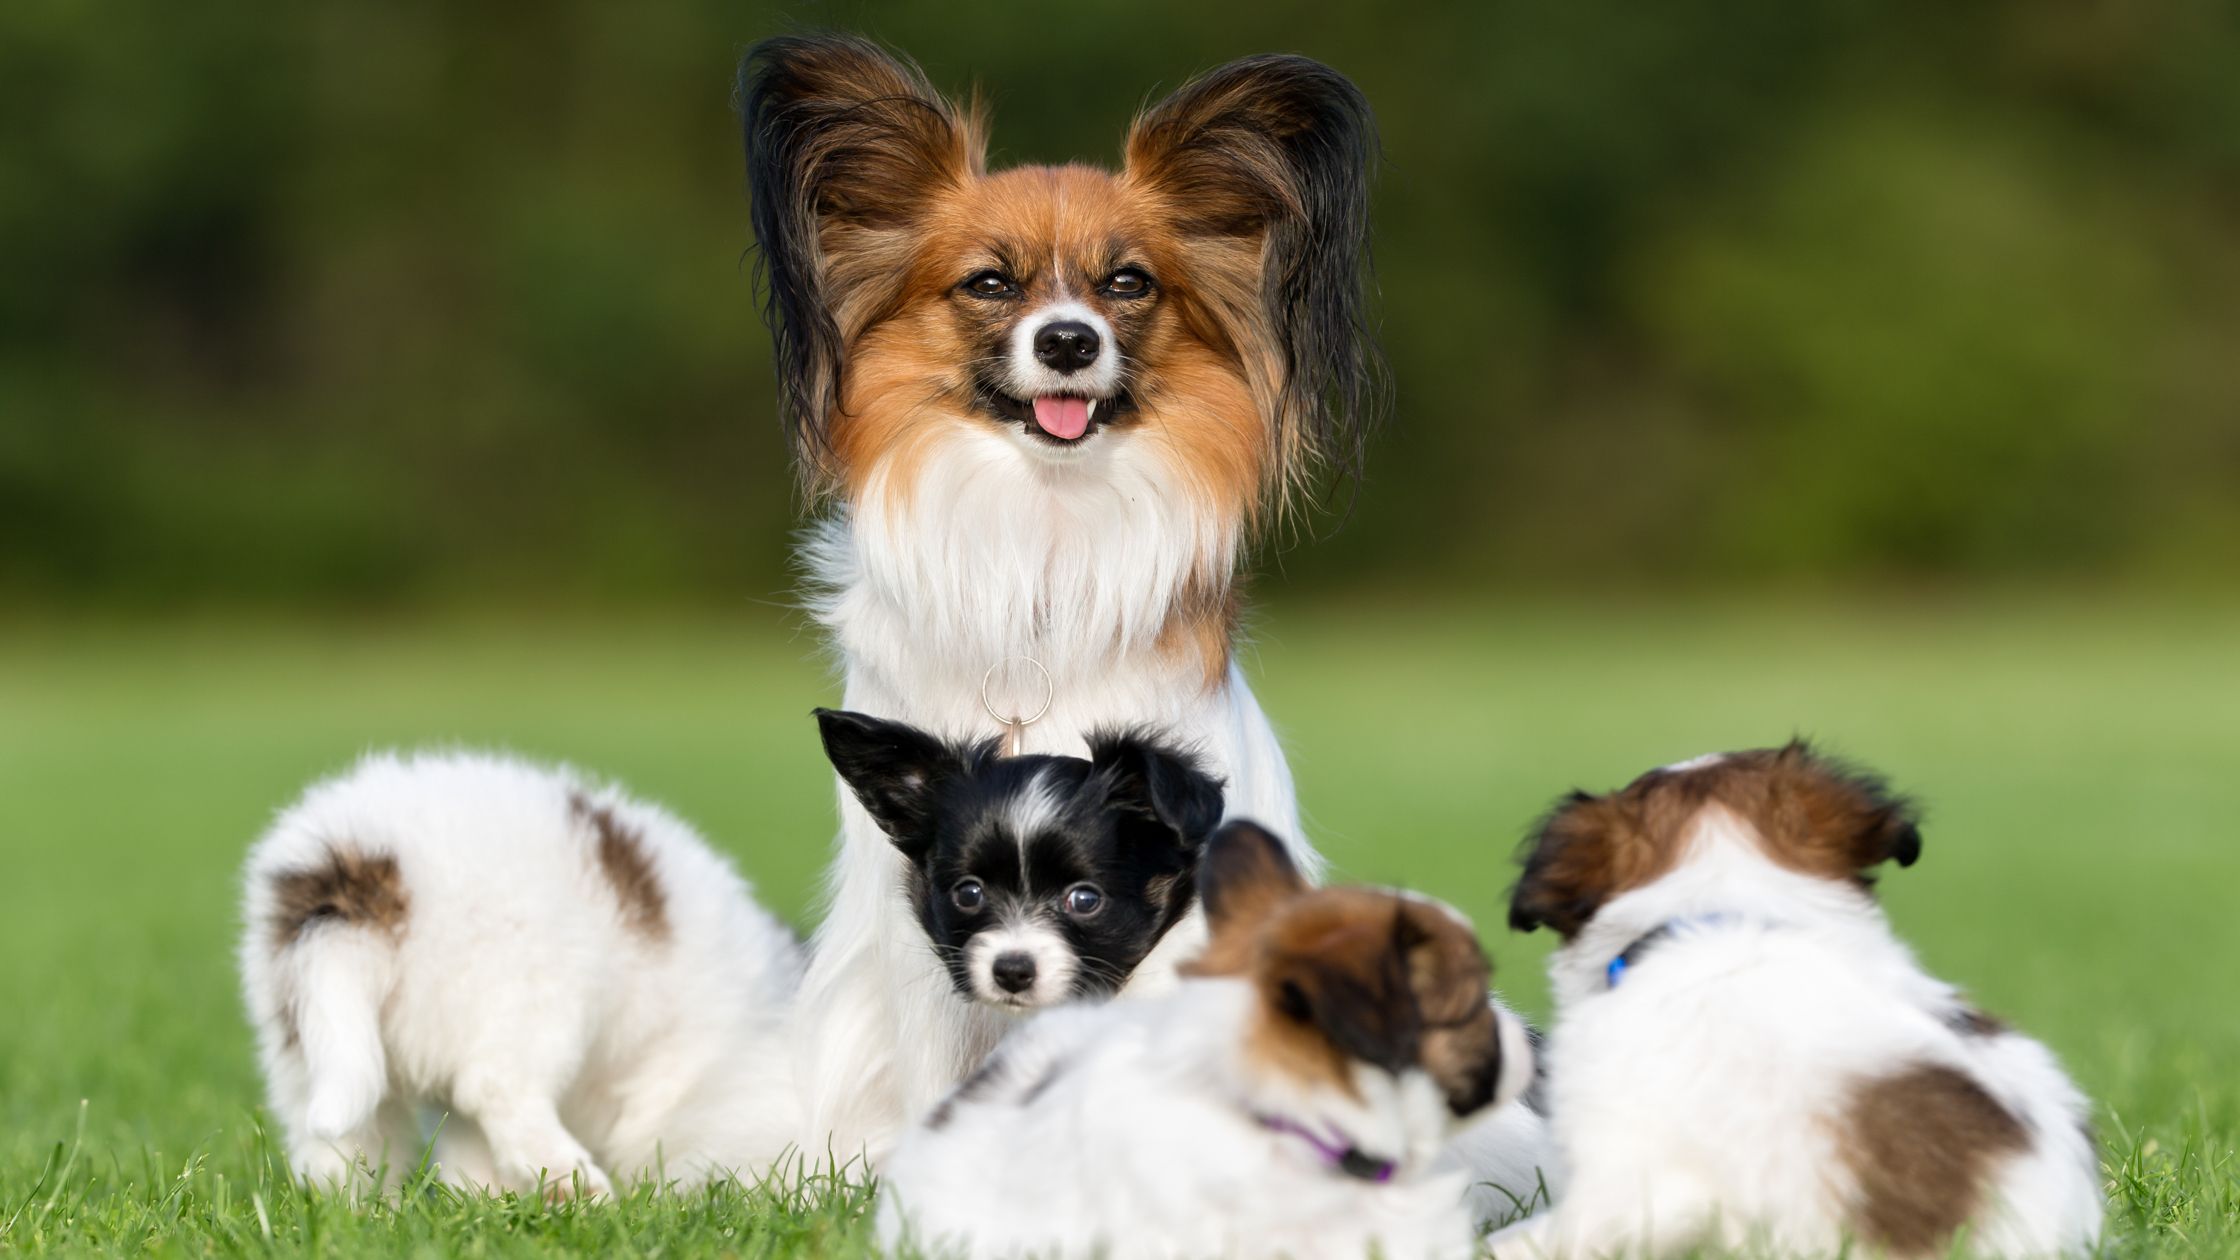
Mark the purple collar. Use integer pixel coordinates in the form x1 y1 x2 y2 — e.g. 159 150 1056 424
1256 1113 1396 1183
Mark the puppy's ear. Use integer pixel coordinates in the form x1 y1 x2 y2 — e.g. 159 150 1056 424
1087 730 1226 849
815 708 964 855
738 35 986 482
1509 789 1633 938
1195 819 1309 936
1123 55 1384 502
1393 900 1504 1118
1771 741 1924 880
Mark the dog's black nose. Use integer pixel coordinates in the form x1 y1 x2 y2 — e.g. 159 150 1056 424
991 952 1038 994
1032 321 1101 374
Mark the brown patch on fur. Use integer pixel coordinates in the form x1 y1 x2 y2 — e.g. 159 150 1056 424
1511 742 1922 939
268 847 409 951
1187 823 1502 1111
1156 573 1241 693
1841 1062 2028 1256
570 792 670 942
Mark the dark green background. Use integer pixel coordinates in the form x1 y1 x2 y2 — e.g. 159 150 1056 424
7 0 2237 609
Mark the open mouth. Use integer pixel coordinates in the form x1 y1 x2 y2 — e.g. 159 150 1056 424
976 387 1134 444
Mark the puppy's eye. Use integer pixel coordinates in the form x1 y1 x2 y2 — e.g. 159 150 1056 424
962 271 1017 299
952 879 986 912
1062 884 1104 918
1101 269 1151 298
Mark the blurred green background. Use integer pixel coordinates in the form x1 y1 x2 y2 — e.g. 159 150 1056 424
7 0 2238 610
5 3 2240 1252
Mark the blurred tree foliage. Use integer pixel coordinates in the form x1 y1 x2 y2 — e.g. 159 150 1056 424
3 0 2235 608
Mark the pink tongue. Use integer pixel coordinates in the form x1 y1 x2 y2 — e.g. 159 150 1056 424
1031 396 1091 440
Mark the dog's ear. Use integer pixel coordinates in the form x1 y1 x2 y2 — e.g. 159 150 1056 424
1508 789 1634 938
739 35 986 482
1393 900 1504 1118
815 708 965 856
1124 54 1384 502
1768 741 1923 880
1194 819 1309 935
1087 730 1226 850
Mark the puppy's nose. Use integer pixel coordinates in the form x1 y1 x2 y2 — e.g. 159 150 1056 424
1032 321 1101 374
991 952 1038 994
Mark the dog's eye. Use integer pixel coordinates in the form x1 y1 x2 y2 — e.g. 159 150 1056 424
1062 884 1104 918
1101 269 1150 298
952 879 986 912
961 271 1016 299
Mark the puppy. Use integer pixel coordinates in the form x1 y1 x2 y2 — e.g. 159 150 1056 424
816 708 1224 1013
1493 744 2103 1258
876 821 1540 1260
239 751 803 1196
739 35 1386 1160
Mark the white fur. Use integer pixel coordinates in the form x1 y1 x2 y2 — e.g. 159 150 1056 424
877 978 1543 1260
239 751 805 1195
1003 300 1122 400
1491 807 2103 1258
790 421 1316 1165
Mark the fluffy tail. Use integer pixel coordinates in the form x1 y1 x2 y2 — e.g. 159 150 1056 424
293 931 391 1140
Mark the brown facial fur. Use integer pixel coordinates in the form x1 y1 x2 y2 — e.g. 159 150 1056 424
570 792 670 942
1510 742 1923 939
1188 823 1503 1114
268 846 409 951
1841 1062 2028 1256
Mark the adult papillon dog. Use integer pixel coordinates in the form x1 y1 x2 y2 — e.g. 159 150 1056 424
739 35 1383 1162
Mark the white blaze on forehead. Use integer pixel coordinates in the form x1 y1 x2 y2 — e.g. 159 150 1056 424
1003 770 1069 853
1004 300 1122 400
1659 752 1729 774
964 918 1080 1009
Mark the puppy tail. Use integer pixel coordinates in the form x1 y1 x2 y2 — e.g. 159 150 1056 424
294 931 391 1141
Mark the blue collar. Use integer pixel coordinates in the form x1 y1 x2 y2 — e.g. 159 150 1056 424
1604 913 1742 989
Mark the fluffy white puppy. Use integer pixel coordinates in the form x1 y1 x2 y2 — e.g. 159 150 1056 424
877 821 1543 1260
239 751 803 1196
1492 744 2103 1259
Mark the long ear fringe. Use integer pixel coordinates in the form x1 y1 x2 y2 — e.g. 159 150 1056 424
1127 55 1389 516
737 34 980 490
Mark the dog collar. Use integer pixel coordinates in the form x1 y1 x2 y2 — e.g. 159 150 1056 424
1255 1113 1396 1183
1604 913 1741 989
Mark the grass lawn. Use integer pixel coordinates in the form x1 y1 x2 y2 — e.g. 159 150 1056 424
2 597 2235 1256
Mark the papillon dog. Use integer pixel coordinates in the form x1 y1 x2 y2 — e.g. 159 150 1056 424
739 35 1387 1160
239 751 804 1197
1492 745 2103 1258
815 708 1226 1013
876 820 1541 1260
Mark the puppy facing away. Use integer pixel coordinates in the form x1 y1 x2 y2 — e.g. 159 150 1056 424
1493 744 2103 1258
876 821 1542 1260
739 34 1384 1160
239 751 805 1196
817 709 1226 1015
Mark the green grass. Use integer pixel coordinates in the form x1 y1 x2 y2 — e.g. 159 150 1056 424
3 597 2236 1256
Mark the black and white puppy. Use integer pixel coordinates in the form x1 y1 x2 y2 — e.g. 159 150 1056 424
816 709 1223 1013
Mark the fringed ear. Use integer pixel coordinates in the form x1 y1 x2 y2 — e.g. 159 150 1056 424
1124 55 1385 505
1508 789 1632 938
814 708 970 857
1770 741 1924 880
738 35 986 484
1086 729 1226 851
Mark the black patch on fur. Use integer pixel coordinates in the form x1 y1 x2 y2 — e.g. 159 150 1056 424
816 709 1225 1004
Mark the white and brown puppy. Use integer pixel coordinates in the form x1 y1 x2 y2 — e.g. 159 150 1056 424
876 821 1541 1260
1493 744 2103 1259
239 752 805 1197
739 35 1385 1162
